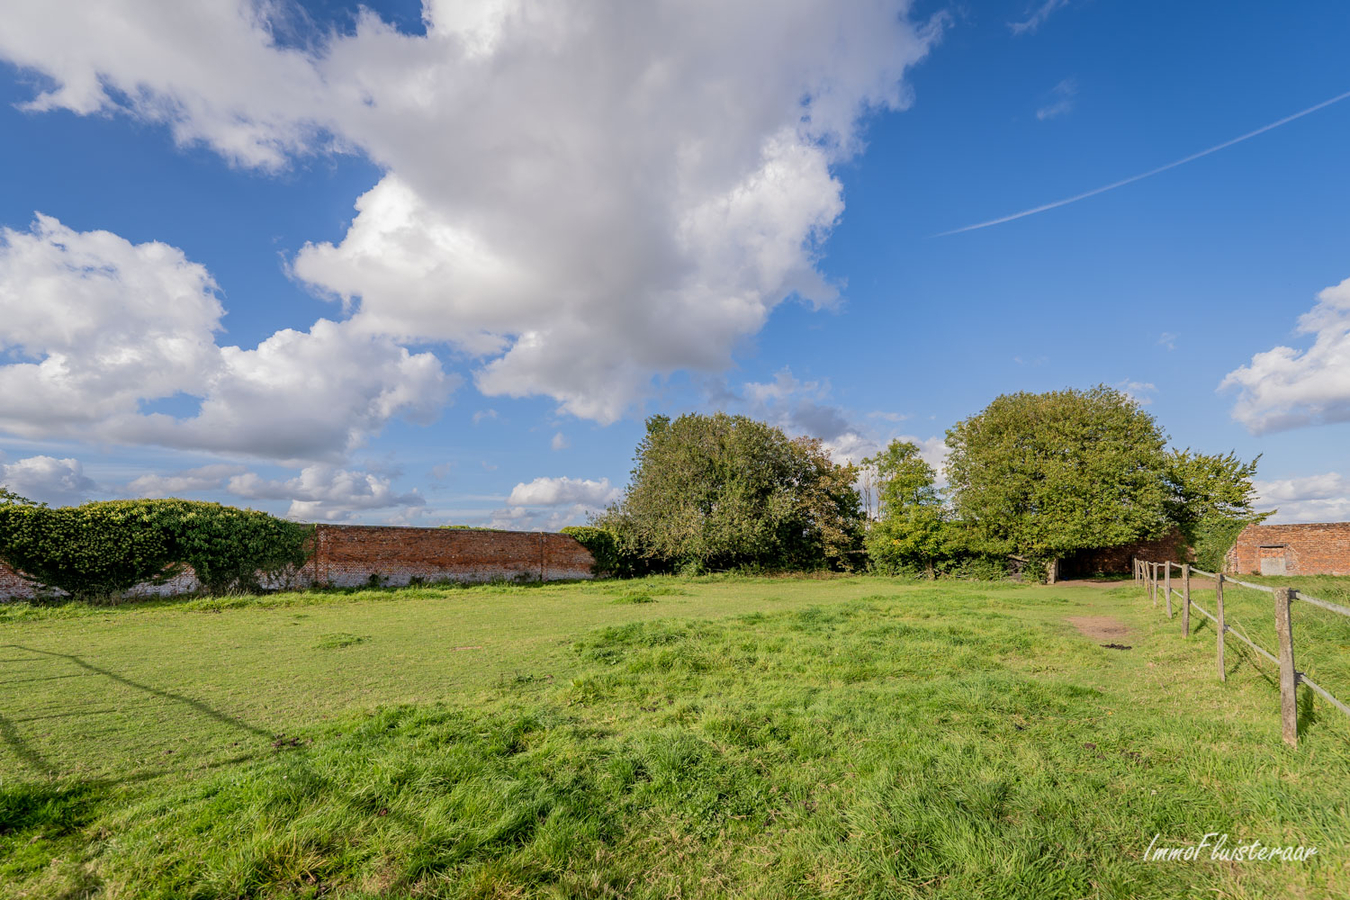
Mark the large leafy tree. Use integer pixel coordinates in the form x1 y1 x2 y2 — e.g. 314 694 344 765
600 413 864 572
863 440 946 577
1163 449 1267 570
944 385 1169 580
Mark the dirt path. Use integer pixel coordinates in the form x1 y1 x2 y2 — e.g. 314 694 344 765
1066 615 1131 642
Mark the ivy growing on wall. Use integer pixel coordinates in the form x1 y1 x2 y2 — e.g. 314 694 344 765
0 495 311 602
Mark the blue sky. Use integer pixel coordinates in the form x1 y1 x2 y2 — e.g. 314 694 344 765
1 0 1348 525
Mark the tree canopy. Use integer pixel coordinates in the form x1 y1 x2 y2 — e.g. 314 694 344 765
1163 448 1266 570
598 413 864 572
944 385 1170 575
862 440 946 576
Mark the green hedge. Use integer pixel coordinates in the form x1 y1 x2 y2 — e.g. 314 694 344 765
560 526 655 578
0 496 311 602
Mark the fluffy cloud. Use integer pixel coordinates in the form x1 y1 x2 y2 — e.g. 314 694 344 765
489 474 621 531
1222 277 1350 433
2 0 944 422
0 455 96 506
0 0 326 169
507 476 620 508
227 465 425 521
132 318 452 461
1252 472 1350 524
126 464 247 497
0 215 453 460
0 215 223 435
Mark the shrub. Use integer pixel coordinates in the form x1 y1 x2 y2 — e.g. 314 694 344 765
0 498 312 602
0 500 184 602
160 502 312 595
560 526 655 578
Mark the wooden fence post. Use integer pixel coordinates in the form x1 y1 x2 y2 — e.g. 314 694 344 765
1164 563 1172 619
1275 588 1298 747
1151 563 1157 607
1216 572 1226 682
1181 563 1190 637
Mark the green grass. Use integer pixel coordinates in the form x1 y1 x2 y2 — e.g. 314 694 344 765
2 575 1347 898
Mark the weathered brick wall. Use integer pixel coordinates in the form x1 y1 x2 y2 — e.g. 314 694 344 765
306 525 595 587
1060 529 1189 577
0 525 595 600
1226 522 1350 576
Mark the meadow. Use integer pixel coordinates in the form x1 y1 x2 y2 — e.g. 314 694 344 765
2 574 1347 899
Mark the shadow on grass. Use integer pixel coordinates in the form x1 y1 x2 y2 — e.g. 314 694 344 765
0 710 55 777
3 644 272 748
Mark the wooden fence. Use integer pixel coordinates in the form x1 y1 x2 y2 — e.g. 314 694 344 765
1133 558 1350 747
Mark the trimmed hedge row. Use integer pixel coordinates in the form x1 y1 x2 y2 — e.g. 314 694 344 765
0 495 311 602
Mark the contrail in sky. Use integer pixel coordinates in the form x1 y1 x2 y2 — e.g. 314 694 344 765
935 89 1350 237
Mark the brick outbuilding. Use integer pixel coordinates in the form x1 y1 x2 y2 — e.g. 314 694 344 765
1226 522 1350 576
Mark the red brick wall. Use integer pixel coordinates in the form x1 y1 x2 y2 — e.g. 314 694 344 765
1060 529 1189 577
0 525 595 600
1226 522 1350 576
306 525 595 587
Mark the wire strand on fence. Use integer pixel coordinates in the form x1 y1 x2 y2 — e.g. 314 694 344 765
1294 592 1350 619
1189 599 1218 625
1300 675 1350 718
1223 624 1279 665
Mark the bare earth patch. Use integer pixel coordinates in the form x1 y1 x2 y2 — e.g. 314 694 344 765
1066 615 1131 642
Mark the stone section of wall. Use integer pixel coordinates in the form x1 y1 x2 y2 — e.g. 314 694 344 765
0 563 200 601
1060 528 1189 577
307 525 594 587
0 562 33 600
1226 522 1350 576
0 526 594 600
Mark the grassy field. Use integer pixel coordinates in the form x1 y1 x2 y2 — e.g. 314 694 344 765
2 575 1348 899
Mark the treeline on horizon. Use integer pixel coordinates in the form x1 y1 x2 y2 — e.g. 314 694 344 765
565 384 1264 582
0 385 1265 600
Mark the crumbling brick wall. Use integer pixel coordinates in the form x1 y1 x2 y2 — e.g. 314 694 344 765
1226 522 1350 576
0 525 595 600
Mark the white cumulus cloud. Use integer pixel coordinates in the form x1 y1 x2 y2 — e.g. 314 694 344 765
0 455 97 507
1252 471 1350 524
1 0 945 423
0 215 454 461
125 464 247 497
227 464 425 521
1222 277 1350 433
0 214 224 436
507 476 620 508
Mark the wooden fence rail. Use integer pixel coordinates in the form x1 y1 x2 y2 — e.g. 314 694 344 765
1132 557 1350 747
